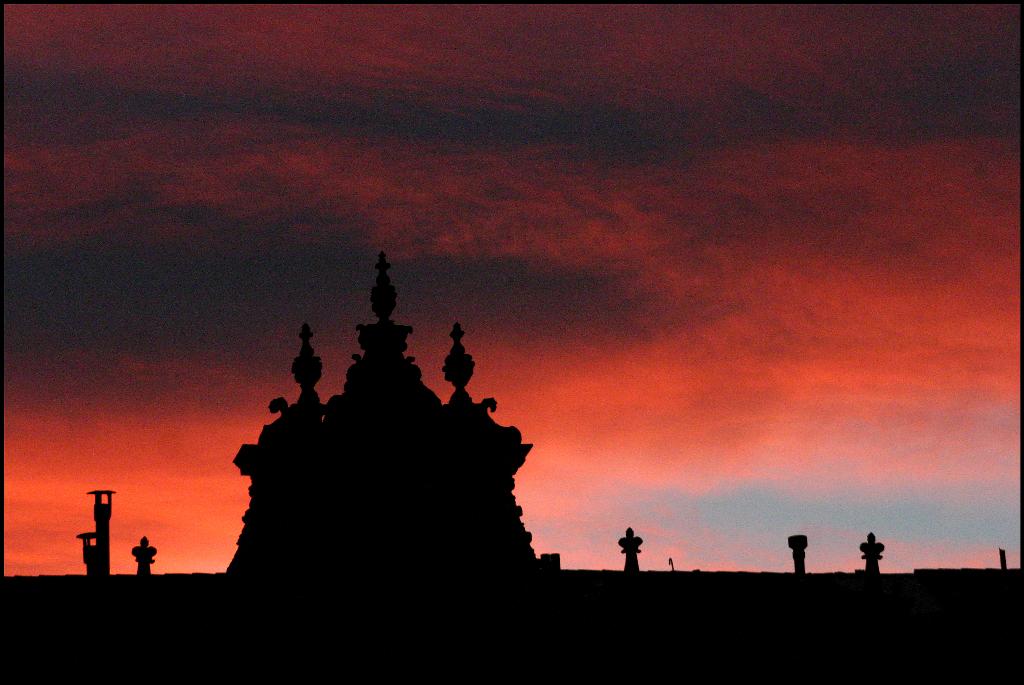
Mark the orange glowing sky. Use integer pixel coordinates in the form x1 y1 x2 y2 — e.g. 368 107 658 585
4 5 1020 575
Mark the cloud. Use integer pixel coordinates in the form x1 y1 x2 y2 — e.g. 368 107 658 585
4 5 1019 574
5 6 1018 150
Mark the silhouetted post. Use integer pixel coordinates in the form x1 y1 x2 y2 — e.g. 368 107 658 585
788 535 808 575
669 558 675 572
619 527 643 574
76 533 99 576
78 490 114 576
132 537 157 576
1000 548 1007 571
860 532 884 591
90 490 114 576
539 553 561 572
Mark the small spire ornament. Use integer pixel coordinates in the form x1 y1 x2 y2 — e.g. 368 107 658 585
371 251 397 322
291 322 322 406
443 322 475 404
131 536 157 576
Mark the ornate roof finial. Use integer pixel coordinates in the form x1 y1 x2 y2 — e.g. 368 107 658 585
371 251 397 322
291 322 322 406
443 322 475 401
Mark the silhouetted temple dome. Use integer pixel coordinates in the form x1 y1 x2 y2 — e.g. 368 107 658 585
228 252 535 580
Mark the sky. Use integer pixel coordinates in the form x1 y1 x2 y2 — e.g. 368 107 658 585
4 5 1020 575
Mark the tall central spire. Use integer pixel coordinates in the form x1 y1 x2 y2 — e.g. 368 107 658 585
371 251 397 323
347 251 426 389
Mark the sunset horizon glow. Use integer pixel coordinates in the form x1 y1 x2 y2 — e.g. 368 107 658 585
4 5 1020 576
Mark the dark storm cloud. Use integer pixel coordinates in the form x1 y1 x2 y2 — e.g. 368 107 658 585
3 232 651 355
4 227 681 415
5 5 1019 157
4 5 1019 575
4 65 668 159
4 6 1018 262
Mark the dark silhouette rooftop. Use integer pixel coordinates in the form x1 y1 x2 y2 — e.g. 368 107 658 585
4 253 1019 659
227 252 535 581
